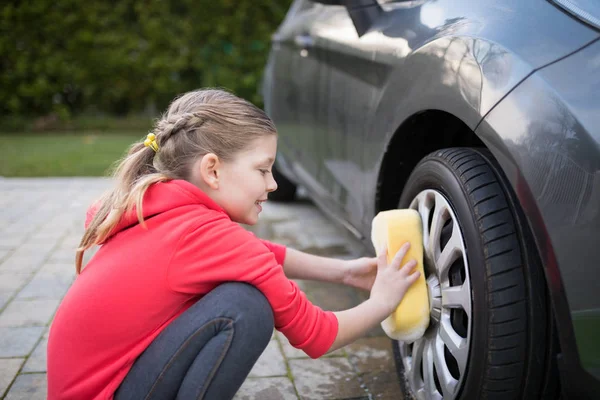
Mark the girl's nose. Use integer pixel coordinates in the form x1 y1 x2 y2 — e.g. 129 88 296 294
267 174 278 192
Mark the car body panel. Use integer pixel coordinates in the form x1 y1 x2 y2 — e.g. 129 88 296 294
475 37 600 391
264 0 598 235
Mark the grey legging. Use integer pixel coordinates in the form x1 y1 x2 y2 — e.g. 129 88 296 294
114 282 274 399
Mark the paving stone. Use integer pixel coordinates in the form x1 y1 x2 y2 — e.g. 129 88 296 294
346 337 395 374
46 248 77 263
360 369 404 400
0 273 31 293
1 224 35 236
0 249 10 263
12 243 55 260
0 358 25 398
276 331 345 359
60 235 85 249
234 377 298 400
16 266 74 300
346 337 403 399
249 338 288 378
0 292 10 310
27 232 63 247
0 236 27 250
22 335 48 373
0 327 45 357
289 357 365 400
0 299 60 327
0 256 45 275
39 262 77 277
276 331 308 359
4 373 47 400
304 281 362 312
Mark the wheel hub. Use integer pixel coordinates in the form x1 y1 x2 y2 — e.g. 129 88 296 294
426 275 442 325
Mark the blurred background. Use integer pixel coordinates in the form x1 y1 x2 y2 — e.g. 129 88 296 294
0 0 292 177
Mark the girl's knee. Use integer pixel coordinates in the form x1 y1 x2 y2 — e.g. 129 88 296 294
215 282 274 334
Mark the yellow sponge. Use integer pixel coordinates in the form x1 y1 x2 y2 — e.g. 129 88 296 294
371 209 429 342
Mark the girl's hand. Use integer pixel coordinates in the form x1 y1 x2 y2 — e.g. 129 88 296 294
341 257 377 291
369 242 420 315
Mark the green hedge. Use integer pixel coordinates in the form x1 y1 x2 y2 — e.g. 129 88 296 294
0 0 292 120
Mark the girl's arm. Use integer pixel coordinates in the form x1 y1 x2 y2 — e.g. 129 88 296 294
282 248 377 291
282 248 345 282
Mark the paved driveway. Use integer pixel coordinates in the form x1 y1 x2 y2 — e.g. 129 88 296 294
0 178 404 400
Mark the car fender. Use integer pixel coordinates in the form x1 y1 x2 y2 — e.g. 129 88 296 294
474 38 600 396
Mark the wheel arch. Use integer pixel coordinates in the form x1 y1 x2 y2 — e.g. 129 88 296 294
375 110 484 213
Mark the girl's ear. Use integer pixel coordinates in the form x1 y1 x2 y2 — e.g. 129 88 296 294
199 153 221 189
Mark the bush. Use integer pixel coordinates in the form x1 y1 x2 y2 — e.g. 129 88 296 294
0 0 292 120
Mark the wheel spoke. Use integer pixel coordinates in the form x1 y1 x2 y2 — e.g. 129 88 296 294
442 284 469 311
408 338 426 391
422 338 443 399
433 336 459 397
422 339 435 396
438 314 468 376
436 228 462 279
416 195 433 263
428 194 449 261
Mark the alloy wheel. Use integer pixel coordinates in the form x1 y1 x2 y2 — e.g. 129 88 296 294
398 189 472 400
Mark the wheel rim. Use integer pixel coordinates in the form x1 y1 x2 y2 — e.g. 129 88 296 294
399 190 472 400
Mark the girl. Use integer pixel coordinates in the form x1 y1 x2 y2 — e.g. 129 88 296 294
47 88 420 400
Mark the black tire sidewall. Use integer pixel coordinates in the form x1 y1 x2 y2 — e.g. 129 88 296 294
396 156 494 399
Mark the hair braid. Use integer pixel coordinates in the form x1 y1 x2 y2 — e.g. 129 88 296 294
154 112 205 145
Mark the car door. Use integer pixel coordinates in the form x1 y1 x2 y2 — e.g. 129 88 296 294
267 1 323 176
303 3 382 232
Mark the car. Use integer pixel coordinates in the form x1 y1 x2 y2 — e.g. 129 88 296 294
261 0 600 399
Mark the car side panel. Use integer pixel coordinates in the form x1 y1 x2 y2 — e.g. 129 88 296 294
475 38 600 396
354 0 599 231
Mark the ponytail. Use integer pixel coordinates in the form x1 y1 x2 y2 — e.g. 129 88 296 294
75 143 169 273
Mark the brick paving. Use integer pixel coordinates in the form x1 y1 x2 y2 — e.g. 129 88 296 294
0 177 404 399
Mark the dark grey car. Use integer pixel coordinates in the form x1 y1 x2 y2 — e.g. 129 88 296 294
261 0 600 398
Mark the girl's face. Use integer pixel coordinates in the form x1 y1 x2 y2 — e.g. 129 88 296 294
213 135 278 225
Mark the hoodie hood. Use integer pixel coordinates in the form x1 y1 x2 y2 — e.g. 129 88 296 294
85 180 227 239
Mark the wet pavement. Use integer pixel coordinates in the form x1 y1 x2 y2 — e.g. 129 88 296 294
0 177 404 400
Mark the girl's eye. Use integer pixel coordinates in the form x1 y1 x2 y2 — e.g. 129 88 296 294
259 169 270 176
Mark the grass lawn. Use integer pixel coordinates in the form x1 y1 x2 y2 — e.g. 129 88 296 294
0 132 144 177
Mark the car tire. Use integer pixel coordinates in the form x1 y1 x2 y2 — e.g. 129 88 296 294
268 163 297 202
392 147 556 399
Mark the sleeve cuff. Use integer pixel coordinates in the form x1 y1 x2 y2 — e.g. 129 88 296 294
297 310 339 359
260 240 287 266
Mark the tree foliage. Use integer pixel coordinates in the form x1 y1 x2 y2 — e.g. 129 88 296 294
0 0 292 118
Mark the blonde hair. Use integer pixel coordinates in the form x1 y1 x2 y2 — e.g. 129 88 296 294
76 88 277 273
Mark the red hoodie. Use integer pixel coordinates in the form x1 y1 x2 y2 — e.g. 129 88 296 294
47 179 338 400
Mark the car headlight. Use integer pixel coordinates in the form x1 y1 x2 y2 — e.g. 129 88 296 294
551 0 600 30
